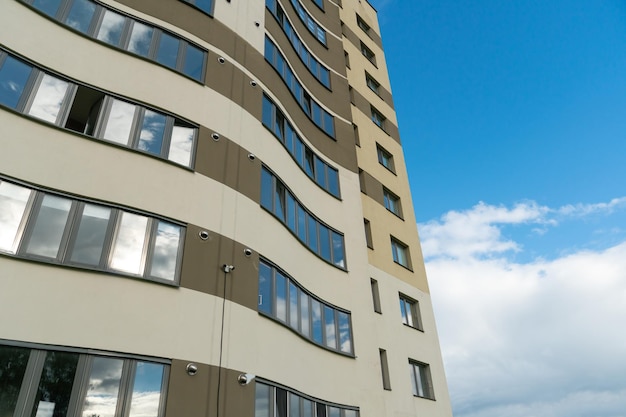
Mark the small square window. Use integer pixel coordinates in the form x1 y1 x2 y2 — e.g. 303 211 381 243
383 188 402 217
360 42 376 65
391 237 411 269
376 145 394 172
357 15 371 35
371 106 386 130
399 294 422 330
409 360 435 399
365 73 380 95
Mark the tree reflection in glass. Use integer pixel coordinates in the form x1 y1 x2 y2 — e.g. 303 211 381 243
148 221 181 281
0 345 30 417
0 181 31 253
69 204 111 266
31 351 79 417
128 362 164 417
138 110 167 156
102 99 136 145
81 357 123 417
96 10 126 47
28 74 69 123
109 212 148 275
25 195 72 258
168 123 194 166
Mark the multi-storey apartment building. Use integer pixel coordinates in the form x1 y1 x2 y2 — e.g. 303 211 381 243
0 0 452 416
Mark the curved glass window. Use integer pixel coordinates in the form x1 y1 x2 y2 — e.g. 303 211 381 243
266 0 330 89
255 381 359 417
261 167 345 269
180 0 214 15
0 49 197 168
265 37 334 138
21 0 206 81
0 177 185 285
262 95 339 198
267 0 326 45
259 259 353 355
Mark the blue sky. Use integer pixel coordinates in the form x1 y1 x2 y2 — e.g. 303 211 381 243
368 1 626 416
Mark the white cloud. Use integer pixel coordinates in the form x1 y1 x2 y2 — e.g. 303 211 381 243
419 200 626 417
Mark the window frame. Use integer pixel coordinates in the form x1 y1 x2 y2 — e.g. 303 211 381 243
180 0 215 16
391 236 411 270
356 14 371 36
399 293 423 331
383 187 402 218
409 360 435 400
376 144 395 173
360 41 376 65
370 106 386 131
365 72 380 95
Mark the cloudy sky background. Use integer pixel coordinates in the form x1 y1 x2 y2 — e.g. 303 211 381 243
367 1 626 416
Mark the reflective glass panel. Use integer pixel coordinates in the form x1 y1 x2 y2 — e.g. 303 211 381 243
275 271 287 322
338 311 352 353
81 357 123 417
102 99 136 145
274 182 286 221
96 10 126 47
327 169 339 197
302 399 313 417
64 0 97 34
311 299 322 343
109 212 148 275
25 194 72 258
194 0 213 14
289 282 298 330
156 32 180 69
32 0 63 17
318 224 330 261
314 157 326 188
169 122 194 166
69 204 111 266
286 193 296 231
324 305 336 349
149 221 181 281
255 383 271 417
31 351 79 417
0 181 32 253
262 96 273 128
344 411 357 417
28 74 70 123
299 291 309 337
127 22 154 57
323 112 334 137
327 407 340 417
0 55 33 109
331 232 344 268
128 362 164 417
260 168 273 210
0 345 30 417
289 393 301 417
183 44 205 81
138 110 167 156
296 205 306 242
258 261 273 315
307 216 318 253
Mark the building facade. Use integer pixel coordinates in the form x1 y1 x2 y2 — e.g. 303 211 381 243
0 0 452 416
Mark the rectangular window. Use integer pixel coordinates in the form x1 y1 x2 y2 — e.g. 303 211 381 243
409 360 435 399
182 0 214 15
391 237 411 269
379 349 391 390
0 53 34 109
0 181 33 254
365 72 380 95
344 50 350 69
400 294 422 330
360 41 376 65
356 14 370 35
364 219 373 249
256 382 358 417
0 343 169 417
371 106 386 130
370 278 382 313
353 123 360 147
376 144 395 172
383 188 402 217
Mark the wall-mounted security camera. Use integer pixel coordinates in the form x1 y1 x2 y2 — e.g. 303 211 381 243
211 133 220 141
248 153 256 161
223 264 235 273
218 57 225 64
254 21 260 27
186 363 198 376
238 373 256 385
250 80 257 87
244 248 253 257
199 230 210 240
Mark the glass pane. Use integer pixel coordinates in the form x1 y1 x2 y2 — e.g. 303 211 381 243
344 411 357 417
338 311 352 353
323 112 334 137
156 32 180 69
127 22 154 57
32 0 63 17
289 393 301 417
262 96 273 129
286 193 296 232
81 357 123 417
102 99 136 145
0 181 32 253
311 299 322 343
299 291 309 337
0 345 31 417
304 148 314 177
307 216 318 253
28 74 70 123
275 272 287 322
318 224 330 261
25 195 72 258
327 407 340 417
149 221 182 281
183 44 205 81
96 10 126 47
296 205 306 242
168 122 194 166
274 183 285 221
31 351 79 417
65 0 97 34
194 0 213 13
327 168 339 197
255 383 271 417
260 169 273 210
69 204 111 266
258 261 272 315
302 399 313 417
331 232 345 268
138 110 167 156
275 388 287 417
289 282 298 330
314 157 326 188
324 306 336 349
128 362 164 417
0 55 33 109
109 212 148 275
294 138 304 166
